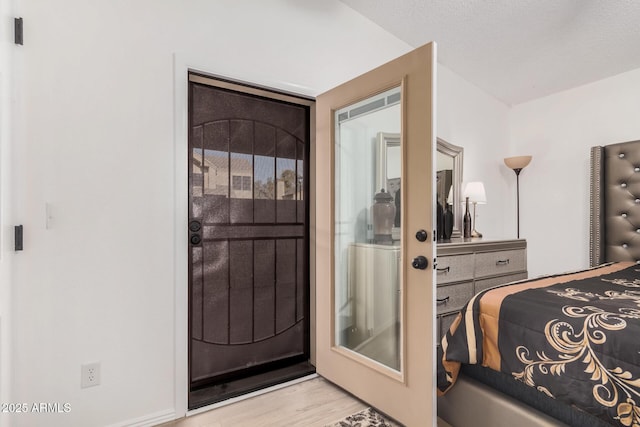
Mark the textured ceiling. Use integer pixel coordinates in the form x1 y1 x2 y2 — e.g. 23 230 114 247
340 0 640 105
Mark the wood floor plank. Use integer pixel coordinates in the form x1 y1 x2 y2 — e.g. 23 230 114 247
160 376 450 426
161 377 368 427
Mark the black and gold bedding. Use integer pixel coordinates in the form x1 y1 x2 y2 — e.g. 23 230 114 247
437 262 640 426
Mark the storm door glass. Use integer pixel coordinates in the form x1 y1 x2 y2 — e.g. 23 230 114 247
334 86 402 372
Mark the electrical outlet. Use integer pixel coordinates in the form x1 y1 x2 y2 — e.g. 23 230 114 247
81 362 101 388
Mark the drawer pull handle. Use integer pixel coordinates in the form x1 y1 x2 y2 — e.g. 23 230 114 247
496 259 510 266
436 296 450 305
436 266 450 274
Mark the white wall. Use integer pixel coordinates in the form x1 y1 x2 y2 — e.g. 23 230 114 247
8 1 414 426
437 65 513 239
511 68 640 277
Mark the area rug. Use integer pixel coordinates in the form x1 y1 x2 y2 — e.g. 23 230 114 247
324 407 401 427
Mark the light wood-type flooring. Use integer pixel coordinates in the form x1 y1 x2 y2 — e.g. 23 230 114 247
160 376 452 427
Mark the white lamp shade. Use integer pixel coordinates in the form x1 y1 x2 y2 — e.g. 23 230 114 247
463 181 487 204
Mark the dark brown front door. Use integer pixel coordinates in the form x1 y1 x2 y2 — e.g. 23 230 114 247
187 74 313 408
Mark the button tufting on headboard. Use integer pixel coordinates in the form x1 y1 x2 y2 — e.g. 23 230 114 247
600 140 640 263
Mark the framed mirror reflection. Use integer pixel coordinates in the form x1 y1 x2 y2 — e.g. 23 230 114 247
436 138 463 240
376 132 401 240
376 135 463 240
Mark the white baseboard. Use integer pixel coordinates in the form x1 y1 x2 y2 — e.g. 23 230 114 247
106 408 175 427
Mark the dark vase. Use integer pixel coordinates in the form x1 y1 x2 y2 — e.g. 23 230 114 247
394 186 401 227
463 197 472 238
443 203 454 240
436 201 444 241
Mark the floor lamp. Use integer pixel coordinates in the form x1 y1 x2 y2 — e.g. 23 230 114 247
504 156 532 239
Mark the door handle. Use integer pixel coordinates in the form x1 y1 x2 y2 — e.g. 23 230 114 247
189 220 202 245
436 296 450 305
411 256 428 270
415 229 428 242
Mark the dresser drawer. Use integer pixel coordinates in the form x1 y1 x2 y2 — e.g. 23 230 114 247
474 272 528 294
436 281 473 315
475 249 526 278
436 254 474 284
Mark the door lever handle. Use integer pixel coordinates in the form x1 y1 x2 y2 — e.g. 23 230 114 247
411 256 428 270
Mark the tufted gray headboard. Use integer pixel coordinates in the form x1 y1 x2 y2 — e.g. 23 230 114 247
590 139 640 266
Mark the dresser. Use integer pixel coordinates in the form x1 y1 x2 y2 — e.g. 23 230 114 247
347 243 400 339
436 238 528 343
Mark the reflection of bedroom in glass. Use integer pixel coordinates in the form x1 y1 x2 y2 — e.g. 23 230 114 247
376 132 401 241
333 86 402 372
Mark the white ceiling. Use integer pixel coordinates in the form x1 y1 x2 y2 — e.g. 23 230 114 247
340 0 640 105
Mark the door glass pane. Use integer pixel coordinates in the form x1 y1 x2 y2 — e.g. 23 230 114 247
230 153 253 199
255 155 275 199
192 147 204 198
334 87 402 372
192 125 204 198
230 152 253 223
276 157 297 200
254 154 275 223
276 131 297 223
203 149 229 196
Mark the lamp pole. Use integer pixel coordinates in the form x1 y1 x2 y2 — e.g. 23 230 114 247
504 155 531 240
514 168 522 239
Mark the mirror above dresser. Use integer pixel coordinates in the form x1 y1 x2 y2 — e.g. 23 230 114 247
436 138 463 239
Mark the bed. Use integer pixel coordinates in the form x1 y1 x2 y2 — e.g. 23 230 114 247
437 140 640 427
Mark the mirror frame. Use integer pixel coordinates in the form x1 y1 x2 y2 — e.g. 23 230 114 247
376 132 400 193
436 138 463 238
376 132 401 240
376 134 463 239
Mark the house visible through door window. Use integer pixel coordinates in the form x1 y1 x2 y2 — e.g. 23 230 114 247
232 175 252 191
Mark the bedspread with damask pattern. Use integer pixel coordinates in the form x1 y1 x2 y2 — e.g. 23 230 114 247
437 262 640 426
